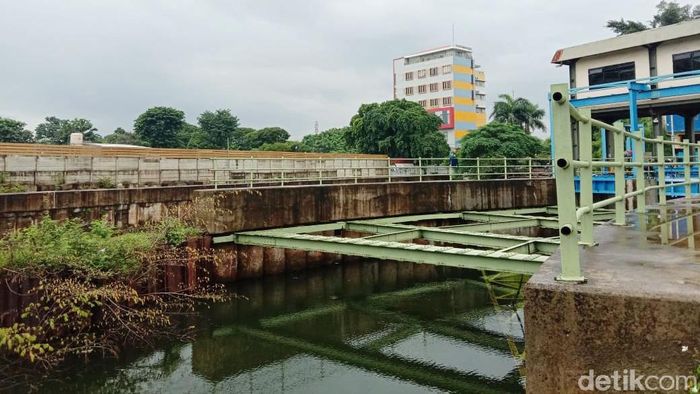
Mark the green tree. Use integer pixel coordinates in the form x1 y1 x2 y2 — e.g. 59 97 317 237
197 109 239 149
459 122 545 159
0 117 34 143
102 127 144 146
35 117 101 144
301 127 352 153
255 127 290 146
490 94 545 133
607 1 700 35
134 107 185 148
346 99 450 157
606 19 649 35
259 141 306 152
234 127 258 150
176 123 208 148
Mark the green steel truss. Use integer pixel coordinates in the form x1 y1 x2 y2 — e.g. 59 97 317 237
213 208 615 275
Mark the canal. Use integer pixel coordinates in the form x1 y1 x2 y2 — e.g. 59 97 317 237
33 260 526 393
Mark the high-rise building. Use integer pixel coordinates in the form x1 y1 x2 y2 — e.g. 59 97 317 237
393 45 487 148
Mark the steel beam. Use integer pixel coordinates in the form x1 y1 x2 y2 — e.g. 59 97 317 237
347 221 559 254
233 232 546 275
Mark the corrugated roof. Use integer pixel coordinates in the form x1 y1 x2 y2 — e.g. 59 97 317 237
551 19 700 64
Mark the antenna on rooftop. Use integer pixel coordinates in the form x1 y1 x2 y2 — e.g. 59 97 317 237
451 23 455 46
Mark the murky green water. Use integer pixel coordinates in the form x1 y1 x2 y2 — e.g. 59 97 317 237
35 261 526 393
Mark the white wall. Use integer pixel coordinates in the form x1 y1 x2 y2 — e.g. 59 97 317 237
574 47 649 98
657 36 700 88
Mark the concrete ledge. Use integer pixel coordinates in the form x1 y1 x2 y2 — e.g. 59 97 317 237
525 225 700 393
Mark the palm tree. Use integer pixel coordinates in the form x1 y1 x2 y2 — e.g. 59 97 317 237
490 94 546 134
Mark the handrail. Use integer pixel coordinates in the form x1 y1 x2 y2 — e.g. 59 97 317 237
550 82 700 283
569 69 700 95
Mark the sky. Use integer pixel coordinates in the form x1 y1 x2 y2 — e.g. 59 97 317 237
0 0 660 140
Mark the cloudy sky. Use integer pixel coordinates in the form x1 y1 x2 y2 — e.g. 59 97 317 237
0 0 659 139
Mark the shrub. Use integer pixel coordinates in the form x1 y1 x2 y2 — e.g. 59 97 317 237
96 177 116 189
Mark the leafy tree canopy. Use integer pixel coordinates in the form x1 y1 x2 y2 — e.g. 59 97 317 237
133 107 185 148
197 109 239 149
259 141 306 152
35 116 101 144
236 127 290 150
459 122 546 159
301 127 352 153
102 127 145 146
0 117 34 143
490 94 545 134
176 123 209 149
346 99 450 158
607 1 699 35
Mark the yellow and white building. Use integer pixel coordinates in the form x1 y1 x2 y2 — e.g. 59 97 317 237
393 45 487 148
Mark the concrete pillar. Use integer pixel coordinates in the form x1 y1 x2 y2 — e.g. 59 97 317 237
683 113 695 143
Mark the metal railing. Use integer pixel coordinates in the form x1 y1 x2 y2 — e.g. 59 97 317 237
550 83 700 282
210 157 552 188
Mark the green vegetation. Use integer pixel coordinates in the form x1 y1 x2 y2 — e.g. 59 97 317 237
0 216 198 275
134 107 186 148
459 122 546 159
301 127 353 153
0 215 223 381
197 109 240 149
346 99 450 158
102 127 145 146
35 117 101 145
607 1 699 35
0 118 33 143
490 94 545 134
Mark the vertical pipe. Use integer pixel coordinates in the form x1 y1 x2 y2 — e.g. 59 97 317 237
613 121 626 225
503 157 508 180
476 157 481 180
387 157 392 183
657 136 666 205
418 157 423 182
600 128 608 174
684 142 691 199
550 84 583 282
634 132 645 213
579 108 594 246
528 157 532 179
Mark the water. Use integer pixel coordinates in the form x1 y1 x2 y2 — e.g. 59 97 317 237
33 261 526 393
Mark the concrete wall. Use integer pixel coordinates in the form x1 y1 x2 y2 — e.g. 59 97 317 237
0 155 389 190
196 179 556 234
0 179 556 234
525 225 700 393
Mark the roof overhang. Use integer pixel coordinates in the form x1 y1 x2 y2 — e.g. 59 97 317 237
552 20 700 65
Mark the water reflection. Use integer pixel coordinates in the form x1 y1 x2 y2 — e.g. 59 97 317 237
36 261 526 393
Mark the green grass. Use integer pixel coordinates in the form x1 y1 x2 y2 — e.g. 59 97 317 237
0 216 199 274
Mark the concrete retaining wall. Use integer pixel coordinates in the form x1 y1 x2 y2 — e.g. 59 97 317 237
0 155 389 190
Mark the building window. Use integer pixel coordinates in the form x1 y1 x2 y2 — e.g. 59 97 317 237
588 62 635 86
442 97 452 105
673 50 700 74
429 98 440 107
405 87 414 96
417 69 427 78
418 85 427 94
442 65 452 74
429 83 439 92
442 81 452 90
430 67 439 76
476 107 486 113
418 100 427 107
405 71 414 81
